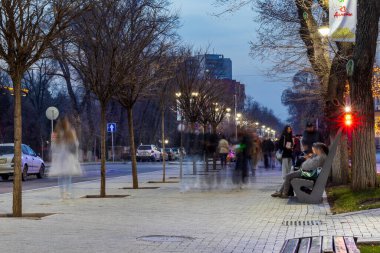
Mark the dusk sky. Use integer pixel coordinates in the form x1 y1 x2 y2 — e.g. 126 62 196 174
170 0 291 121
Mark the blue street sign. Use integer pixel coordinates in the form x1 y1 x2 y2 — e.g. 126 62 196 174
107 123 116 133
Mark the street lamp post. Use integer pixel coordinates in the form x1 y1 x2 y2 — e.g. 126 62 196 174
175 92 184 179
234 93 237 140
236 113 242 139
226 107 231 124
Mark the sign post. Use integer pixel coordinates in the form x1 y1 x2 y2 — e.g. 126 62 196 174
107 123 116 162
45 107 59 143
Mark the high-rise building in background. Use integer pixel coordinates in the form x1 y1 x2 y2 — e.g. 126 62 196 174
197 54 232 80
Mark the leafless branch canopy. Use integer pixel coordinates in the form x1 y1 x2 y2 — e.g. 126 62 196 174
0 0 88 76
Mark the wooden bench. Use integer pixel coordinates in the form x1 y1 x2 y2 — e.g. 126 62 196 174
290 128 342 204
280 236 359 253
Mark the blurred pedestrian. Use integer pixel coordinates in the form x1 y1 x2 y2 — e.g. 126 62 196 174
292 134 302 166
262 137 275 168
234 130 252 186
302 122 324 154
250 133 261 172
278 125 293 178
48 117 82 200
218 135 229 168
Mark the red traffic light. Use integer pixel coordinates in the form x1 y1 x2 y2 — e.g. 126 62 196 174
344 113 353 126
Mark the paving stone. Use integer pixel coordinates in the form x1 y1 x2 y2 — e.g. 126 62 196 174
0 165 378 252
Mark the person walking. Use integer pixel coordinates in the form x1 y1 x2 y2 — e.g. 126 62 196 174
292 134 302 166
234 130 252 186
279 125 293 178
48 117 82 200
262 137 275 168
250 133 261 172
218 135 229 168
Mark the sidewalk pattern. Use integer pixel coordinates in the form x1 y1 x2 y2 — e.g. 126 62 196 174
0 166 379 253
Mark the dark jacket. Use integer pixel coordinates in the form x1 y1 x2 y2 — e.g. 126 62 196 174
184 132 204 156
279 134 293 158
302 130 323 154
262 139 275 153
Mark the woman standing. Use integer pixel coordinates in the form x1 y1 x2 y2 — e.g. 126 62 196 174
279 125 293 178
48 117 82 199
217 135 229 168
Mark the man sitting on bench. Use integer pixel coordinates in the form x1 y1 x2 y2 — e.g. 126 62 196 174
271 143 329 199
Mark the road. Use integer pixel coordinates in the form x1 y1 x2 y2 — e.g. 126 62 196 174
0 162 176 194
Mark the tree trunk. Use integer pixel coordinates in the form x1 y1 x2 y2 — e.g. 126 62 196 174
212 124 217 170
161 109 166 182
100 104 106 197
12 74 22 217
326 43 353 185
331 133 349 185
349 0 379 190
127 107 138 189
204 124 208 172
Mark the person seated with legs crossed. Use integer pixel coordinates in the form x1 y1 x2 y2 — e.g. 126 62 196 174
271 142 329 198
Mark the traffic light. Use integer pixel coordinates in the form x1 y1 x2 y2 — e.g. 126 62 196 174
344 113 352 126
344 106 353 127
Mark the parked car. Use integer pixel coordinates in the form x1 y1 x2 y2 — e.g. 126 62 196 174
0 143 45 181
136 145 161 162
164 148 175 161
160 148 168 161
172 147 186 160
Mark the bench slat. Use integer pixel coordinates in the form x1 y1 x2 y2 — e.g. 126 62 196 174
298 237 311 253
281 239 300 253
334 236 348 253
344 237 360 253
322 236 334 253
309 237 322 253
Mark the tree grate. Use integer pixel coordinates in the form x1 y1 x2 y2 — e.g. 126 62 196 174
282 220 322 226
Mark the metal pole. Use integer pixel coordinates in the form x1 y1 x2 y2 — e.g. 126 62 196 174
41 138 44 160
51 110 54 143
111 131 114 162
234 94 237 140
180 116 183 179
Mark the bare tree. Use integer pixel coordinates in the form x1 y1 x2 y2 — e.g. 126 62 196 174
71 0 127 197
281 69 324 132
215 0 353 184
155 57 179 183
349 0 379 190
50 35 91 145
115 0 178 189
23 60 56 160
0 0 86 216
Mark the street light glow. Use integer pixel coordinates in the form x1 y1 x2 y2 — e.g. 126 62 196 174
318 26 330 37
175 92 181 97
236 113 242 118
344 106 351 113
191 92 199 97
226 108 231 112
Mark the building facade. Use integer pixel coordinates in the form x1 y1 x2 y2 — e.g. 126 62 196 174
197 54 232 80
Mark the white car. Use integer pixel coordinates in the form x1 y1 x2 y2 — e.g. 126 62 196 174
0 143 45 181
136 145 161 162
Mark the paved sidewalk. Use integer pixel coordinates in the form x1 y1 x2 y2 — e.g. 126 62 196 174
1 165 380 253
